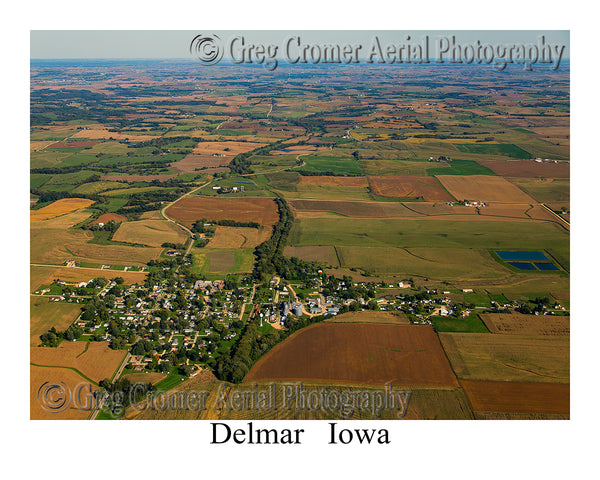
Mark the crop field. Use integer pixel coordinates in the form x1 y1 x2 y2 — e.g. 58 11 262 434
479 313 570 336
507 178 570 203
30 198 94 222
30 341 126 383
112 219 187 247
436 175 535 203
369 176 454 201
31 218 162 266
439 333 569 383
454 143 531 159
461 380 569 415
298 155 364 175
425 159 497 176
70 128 158 141
206 226 272 249
288 217 569 252
72 181 128 195
166 197 279 227
171 153 232 173
30 297 82 346
477 159 570 178
323 310 410 324
298 176 368 187
334 246 511 280
284 246 340 266
244 324 459 387
280 184 372 201
30 365 98 420
92 213 127 225
191 248 254 275
289 199 417 217
192 141 266 156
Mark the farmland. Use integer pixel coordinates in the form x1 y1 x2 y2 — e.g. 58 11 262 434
460 380 569 415
29 57 570 422
166 197 279 227
112 219 187 247
479 313 570 336
244 324 459 387
439 333 569 383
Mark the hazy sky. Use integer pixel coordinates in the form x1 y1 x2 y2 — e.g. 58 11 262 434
31 30 569 60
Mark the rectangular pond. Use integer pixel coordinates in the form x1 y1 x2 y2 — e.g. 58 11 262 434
496 250 549 261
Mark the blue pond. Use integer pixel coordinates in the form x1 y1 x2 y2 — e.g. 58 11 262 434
507 262 537 271
496 250 549 261
534 262 559 271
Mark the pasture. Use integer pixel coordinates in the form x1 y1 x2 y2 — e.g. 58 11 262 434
297 155 364 175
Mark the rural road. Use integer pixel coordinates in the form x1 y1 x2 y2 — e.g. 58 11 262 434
160 180 213 258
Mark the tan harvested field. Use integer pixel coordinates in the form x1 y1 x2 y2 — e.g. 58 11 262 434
30 365 98 420
289 199 418 217
100 174 177 182
479 313 570 336
439 333 569 383
30 341 126 383
166 197 279 227
461 380 569 415
112 219 187 247
30 198 94 222
206 226 272 249
436 175 536 203
323 310 410 325
71 128 158 141
369 176 454 201
478 160 570 178
31 265 147 292
298 175 368 187
245 324 459 387
30 297 81 346
284 246 340 266
31 217 162 267
192 141 266 156
30 140 56 152
171 154 232 173
478 203 559 223
92 213 127 225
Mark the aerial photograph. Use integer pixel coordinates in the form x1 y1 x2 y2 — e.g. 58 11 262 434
29 30 570 421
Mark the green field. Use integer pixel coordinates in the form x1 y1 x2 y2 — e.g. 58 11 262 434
454 143 531 159
426 159 497 176
191 248 254 275
296 155 364 175
431 313 490 333
507 178 570 203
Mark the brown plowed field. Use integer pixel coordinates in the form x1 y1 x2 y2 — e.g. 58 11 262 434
436 175 535 203
479 313 570 336
289 199 417 217
461 380 569 415
478 160 570 178
171 154 232 173
369 176 454 201
298 176 368 187
92 213 127 225
244 324 459 387
192 141 266 156
166 197 279 227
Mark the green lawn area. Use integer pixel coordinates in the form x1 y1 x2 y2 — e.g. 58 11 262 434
430 313 490 333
